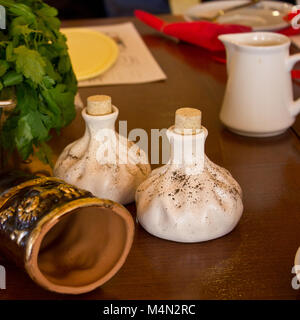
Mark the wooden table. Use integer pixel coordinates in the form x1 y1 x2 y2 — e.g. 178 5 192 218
1 16 300 300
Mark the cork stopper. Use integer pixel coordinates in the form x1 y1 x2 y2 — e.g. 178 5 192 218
174 108 202 134
87 95 112 115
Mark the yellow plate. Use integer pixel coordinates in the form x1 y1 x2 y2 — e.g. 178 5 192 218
62 28 119 81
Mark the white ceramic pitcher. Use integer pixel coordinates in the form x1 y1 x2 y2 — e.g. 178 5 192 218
219 32 300 137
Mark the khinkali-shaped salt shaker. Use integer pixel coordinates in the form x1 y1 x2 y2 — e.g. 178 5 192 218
54 95 151 205
136 108 243 242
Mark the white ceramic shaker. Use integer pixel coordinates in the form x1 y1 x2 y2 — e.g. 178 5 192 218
54 95 151 205
136 108 243 242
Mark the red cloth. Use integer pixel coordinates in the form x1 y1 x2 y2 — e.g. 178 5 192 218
135 9 300 79
278 25 300 36
135 9 300 50
283 9 300 22
135 10 251 51
280 9 300 36
292 70 300 79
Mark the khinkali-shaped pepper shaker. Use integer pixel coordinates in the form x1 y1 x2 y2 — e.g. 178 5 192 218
54 95 151 205
136 108 243 242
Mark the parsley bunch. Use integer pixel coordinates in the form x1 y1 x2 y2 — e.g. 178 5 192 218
0 0 77 164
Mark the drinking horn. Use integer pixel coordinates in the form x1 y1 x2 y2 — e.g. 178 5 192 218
0 171 134 294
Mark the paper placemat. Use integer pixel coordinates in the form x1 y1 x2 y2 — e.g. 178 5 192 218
70 22 167 87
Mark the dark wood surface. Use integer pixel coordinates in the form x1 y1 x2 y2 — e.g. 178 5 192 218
1 16 300 300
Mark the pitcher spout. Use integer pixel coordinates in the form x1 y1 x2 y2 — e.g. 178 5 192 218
218 33 238 46
218 34 238 74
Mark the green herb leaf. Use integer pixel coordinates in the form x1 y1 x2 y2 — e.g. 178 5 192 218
6 42 15 61
42 75 55 88
40 88 61 122
0 59 9 76
6 3 36 23
14 45 45 83
10 17 39 39
15 115 33 159
0 0 77 164
3 70 23 86
43 57 62 82
36 4 58 18
15 82 37 113
47 84 75 125
24 110 48 141
58 54 71 74
36 141 53 166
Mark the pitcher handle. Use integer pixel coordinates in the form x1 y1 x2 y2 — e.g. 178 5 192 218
287 53 300 117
